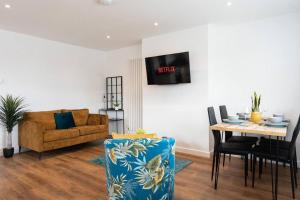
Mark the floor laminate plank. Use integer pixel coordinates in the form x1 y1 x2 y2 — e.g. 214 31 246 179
0 142 298 200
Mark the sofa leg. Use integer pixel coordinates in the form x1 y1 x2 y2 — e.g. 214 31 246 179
39 152 42 160
19 146 22 153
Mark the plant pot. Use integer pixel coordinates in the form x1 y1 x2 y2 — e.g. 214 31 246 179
250 112 262 124
3 147 14 158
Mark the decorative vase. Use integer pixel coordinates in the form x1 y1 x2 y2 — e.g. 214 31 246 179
3 131 14 158
250 112 262 124
3 148 14 158
6 131 12 148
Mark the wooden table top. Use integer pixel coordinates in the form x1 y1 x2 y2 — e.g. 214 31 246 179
210 122 288 137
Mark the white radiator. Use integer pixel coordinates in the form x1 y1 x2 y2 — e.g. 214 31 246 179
129 58 143 132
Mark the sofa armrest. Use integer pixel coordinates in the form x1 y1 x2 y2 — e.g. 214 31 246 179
100 114 109 127
88 114 109 127
18 120 46 152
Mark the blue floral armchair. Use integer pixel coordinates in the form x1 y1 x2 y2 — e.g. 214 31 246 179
104 138 176 200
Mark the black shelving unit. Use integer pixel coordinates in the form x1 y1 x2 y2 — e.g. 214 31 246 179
100 76 124 133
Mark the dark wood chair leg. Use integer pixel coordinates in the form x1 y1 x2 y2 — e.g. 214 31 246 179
250 154 253 172
223 153 226 167
259 157 263 178
294 151 298 174
290 160 296 199
264 157 267 167
252 155 256 188
211 151 216 181
296 150 298 173
19 146 21 153
229 154 231 162
215 152 221 190
293 159 298 188
245 155 248 187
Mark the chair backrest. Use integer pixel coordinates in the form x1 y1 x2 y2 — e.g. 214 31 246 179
219 105 228 122
289 114 300 157
219 105 233 141
104 138 175 200
208 107 221 148
208 107 217 126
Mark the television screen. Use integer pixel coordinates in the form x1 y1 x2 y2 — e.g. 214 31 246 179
145 52 191 85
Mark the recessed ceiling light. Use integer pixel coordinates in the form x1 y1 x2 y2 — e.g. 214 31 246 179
154 22 159 27
106 35 111 39
227 2 232 7
4 4 11 9
100 0 113 6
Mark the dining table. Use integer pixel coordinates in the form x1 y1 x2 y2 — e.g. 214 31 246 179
210 120 289 200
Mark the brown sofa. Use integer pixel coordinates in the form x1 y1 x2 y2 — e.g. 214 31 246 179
18 109 108 158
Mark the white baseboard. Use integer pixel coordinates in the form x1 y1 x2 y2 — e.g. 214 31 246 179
176 146 210 158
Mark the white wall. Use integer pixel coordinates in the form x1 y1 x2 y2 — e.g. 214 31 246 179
142 25 210 157
0 29 106 152
141 12 300 157
1 12 299 159
208 12 300 152
104 44 142 133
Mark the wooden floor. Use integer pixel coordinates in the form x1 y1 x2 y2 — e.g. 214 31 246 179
0 142 299 200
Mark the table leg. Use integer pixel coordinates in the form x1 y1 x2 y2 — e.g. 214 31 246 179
275 136 279 200
221 131 224 142
269 136 275 200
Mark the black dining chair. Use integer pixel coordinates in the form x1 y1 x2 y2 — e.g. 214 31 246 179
252 114 300 199
208 107 253 188
219 105 258 144
259 136 298 173
219 105 258 167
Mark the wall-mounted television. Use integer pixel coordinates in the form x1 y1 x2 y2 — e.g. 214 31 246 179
145 52 191 85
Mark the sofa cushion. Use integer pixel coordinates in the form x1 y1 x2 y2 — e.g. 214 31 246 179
23 110 61 130
62 109 89 126
87 114 101 125
44 128 79 142
54 112 75 129
76 125 106 136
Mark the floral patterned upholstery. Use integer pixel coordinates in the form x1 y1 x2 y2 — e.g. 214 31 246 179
104 138 176 200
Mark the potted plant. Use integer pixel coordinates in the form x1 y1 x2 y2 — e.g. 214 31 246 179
0 95 27 158
250 92 262 124
113 102 120 111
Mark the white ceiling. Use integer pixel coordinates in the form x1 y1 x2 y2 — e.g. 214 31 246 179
0 0 300 50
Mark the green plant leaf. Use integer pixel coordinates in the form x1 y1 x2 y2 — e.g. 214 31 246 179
258 95 261 111
251 92 261 112
0 95 27 133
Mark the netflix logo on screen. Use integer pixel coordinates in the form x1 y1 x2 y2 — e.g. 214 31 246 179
156 66 176 74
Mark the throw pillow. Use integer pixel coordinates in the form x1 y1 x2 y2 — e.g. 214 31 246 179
62 109 89 126
54 112 76 129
